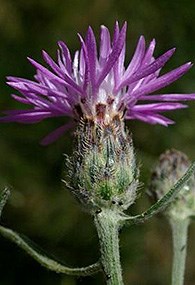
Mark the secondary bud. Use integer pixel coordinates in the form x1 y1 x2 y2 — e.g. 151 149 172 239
65 116 139 212
149 149 195 220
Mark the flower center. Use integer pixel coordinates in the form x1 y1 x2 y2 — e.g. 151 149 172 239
74 95 126 126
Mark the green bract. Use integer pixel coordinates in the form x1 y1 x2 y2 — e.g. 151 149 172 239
65 118 139 212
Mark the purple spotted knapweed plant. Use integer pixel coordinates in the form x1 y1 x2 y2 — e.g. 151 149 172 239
0 22 195 285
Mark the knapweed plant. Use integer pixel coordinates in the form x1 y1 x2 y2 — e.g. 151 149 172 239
1 22 195 285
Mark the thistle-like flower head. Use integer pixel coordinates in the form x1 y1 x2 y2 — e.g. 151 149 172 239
65 118 139 211
1 22 195 144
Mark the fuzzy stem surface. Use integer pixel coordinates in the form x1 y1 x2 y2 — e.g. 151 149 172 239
170 218 189 285
0 225 101 276
94 208 124 285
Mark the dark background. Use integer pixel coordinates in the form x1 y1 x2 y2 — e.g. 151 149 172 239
0 0 195 284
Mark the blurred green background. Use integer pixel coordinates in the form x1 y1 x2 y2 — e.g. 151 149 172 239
0 0 195 284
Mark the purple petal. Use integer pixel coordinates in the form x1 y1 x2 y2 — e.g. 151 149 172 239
28 58 65 83
18 82 68 99
112 21 120 45
58 41 72 74
7 81 72 110
126 62 192 104
99 25 111 66
11 93 72 116
120 36 146 83
77 34 90 93
139 94 195 101
113 22 126 86
11 94 30 104
126 112 175 125
117 48 176 90
79 44 85 76
28 57 83 95
73 50 79 78
86 27 97 91
131 102 187 112
141 39 156 66
96 22 127 87
7 76 37 84
0 109 55 123
42 50 67 78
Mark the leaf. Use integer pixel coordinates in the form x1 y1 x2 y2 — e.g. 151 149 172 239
0 225 101 276
122 162 195 225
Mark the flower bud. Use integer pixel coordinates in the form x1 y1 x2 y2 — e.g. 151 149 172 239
149 149 195 220
65 117 139 212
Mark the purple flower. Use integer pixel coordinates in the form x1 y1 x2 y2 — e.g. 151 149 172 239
1 22 195 145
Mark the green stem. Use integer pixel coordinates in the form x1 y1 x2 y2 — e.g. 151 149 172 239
0 225 101 276
170 218 189 285
94 208 124 285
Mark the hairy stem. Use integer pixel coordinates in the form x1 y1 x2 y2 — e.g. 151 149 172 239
94 209 124 285
170 218 189 285
0 225 101 276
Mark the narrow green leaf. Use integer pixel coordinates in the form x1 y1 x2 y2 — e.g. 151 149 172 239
122 161 195 225
0 225 101 276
